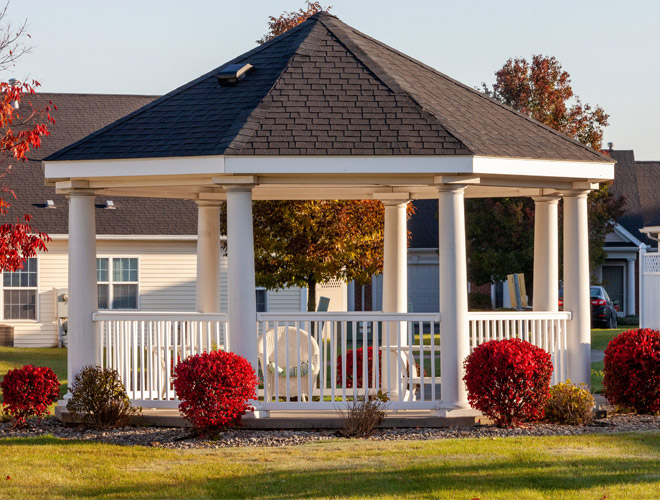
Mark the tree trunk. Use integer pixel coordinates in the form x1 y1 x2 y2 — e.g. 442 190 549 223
307 278 317 312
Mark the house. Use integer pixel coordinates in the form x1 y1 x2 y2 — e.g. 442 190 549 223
43 12 612 418
1 93 312 348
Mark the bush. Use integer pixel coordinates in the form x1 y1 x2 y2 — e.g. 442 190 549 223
0 364 59 428
603 328 660 414
463 338 553 427
468 292 492 311
66 365 140 428
172 350 257 436
337 346 382 389
338 391 389 438
545 380 594 425
617 315 639 327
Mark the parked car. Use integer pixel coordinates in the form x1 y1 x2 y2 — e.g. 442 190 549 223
557 287 618 329
590 286 618 329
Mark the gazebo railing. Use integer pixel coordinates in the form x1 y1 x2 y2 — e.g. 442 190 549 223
92 310 570 410
467 311 571 384
256 312 442 410
94 311 229 407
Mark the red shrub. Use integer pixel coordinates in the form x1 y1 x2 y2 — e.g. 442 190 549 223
172 350 257 436
604 328 660 414
463 338 553 427
337 346 382 389
1 364 60 428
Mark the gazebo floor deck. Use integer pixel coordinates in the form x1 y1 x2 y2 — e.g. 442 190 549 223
54 406 484 429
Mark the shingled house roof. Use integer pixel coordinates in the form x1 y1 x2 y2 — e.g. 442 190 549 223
46 12 608 164
606 150 660 246
6 93 197 235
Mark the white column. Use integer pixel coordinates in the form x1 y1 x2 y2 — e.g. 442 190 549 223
67 191 99 392
533 196 560 312
195 201 221 313
382 200 409 400
225 187 257 370
437 185 470 411
382 201 408 313
563 191 591 386
627 257 636 317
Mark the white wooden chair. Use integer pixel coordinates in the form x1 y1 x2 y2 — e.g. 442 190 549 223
258 326 320 401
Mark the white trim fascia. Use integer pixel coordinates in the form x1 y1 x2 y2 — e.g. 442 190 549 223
224 156 473 174
44 155 226 180
48 234 228 242
641 226 660 234
44 154 613 182
612 223 644 247
472 156 614 181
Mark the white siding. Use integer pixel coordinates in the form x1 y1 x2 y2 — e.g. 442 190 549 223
267 288 303 312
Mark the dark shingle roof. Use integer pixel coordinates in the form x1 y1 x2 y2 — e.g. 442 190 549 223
408 200 438 248
5 93 197 235
46 13 608 164
636 161 660 229
608 150 645 243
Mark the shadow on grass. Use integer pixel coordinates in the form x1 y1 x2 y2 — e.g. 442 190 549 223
10 433 658 499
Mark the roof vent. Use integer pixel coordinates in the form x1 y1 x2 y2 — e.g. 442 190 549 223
45 199 55 209
216 64 253 87
104 200 116 210
607 142 614 151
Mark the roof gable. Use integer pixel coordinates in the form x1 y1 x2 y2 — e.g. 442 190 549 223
47 13 609 164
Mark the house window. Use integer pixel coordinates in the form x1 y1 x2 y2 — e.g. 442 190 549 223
256 289 267 312
97 258 138 310
3 257 38 320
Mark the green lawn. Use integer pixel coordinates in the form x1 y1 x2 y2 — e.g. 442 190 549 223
0 347 68 403
1 433 659 499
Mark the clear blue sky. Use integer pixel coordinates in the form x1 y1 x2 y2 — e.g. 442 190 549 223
7 0 660 159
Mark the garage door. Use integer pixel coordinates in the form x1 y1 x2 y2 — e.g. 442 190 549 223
408 263 439 312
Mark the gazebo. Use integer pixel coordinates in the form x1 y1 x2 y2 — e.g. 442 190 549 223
44 13 613 418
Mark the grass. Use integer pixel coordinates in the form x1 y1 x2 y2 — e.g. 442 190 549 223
0 347 68 403
1 432 659 499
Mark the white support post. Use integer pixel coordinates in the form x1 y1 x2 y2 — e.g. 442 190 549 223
563 190 591 386
382 200 409 400
66 191 99 396
225 187 257 369
627 257 636 317
639 244 646 327
436 185 472 414
533 196 560 312
195 201 221 313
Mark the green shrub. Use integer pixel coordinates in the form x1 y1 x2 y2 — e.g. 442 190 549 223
545 380 594 425
617 315 639 327
468 292 492 311
66 365 140 428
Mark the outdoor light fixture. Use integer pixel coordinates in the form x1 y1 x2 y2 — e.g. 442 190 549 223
104 200 116 209
45 199 56 209
216 64 253 86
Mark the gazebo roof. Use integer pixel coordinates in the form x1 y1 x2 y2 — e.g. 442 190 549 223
46 12 608 164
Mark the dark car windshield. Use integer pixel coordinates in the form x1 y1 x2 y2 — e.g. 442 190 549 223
590 287 603 298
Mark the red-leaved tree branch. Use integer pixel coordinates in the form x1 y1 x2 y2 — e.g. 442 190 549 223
0 5 54 272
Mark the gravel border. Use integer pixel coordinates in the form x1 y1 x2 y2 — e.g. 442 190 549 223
1 414 659 449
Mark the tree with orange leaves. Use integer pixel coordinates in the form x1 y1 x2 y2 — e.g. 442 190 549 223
467 55 623 292
0 4 53 271
257 1 331 44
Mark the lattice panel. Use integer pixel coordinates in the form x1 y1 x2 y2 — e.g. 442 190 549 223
644 254 660 274
319 279 343 289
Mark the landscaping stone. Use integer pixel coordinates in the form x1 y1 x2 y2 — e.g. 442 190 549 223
1 413 659 449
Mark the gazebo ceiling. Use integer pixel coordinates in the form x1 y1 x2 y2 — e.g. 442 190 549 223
45 12 613 200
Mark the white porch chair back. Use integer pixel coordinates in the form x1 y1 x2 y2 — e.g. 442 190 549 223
258 326 320 401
